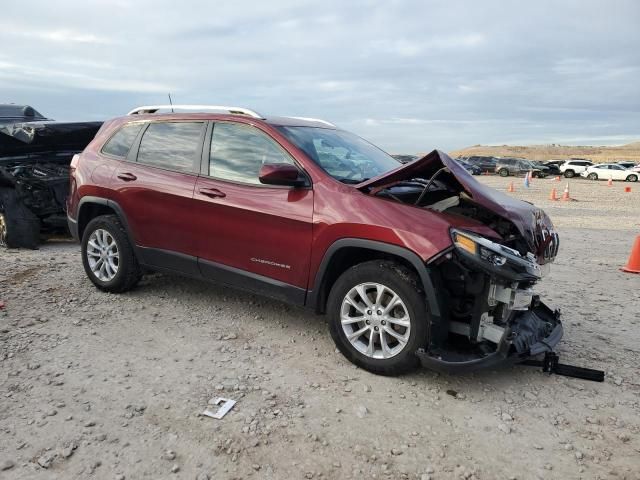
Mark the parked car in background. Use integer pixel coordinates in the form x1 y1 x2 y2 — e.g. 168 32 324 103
67 104 562 376
559 159 593 178
392 154 418 164
581 164 638 182
0 104 102 248
539 161 562 176
495 158 547 177
616 161 636 169
464 155 497 173
455 158 482 175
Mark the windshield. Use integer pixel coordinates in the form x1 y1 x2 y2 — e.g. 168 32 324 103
276 126 400 183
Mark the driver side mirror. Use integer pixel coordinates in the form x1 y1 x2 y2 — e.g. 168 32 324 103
259 163 308 187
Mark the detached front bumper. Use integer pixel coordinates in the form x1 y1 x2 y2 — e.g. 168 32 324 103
417 300 563 373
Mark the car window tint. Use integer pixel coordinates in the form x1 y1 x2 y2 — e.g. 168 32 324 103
101 123 144 158
209 122 293 184
137 122 203 173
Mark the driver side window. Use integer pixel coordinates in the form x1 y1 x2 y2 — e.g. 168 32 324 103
209 122 294 184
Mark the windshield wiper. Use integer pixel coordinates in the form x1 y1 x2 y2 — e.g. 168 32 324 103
338 177 369 184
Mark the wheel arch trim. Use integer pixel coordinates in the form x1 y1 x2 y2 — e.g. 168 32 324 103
76 196 137 247
307 238 441 317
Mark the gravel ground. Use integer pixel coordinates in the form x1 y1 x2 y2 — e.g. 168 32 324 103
1 176 639 480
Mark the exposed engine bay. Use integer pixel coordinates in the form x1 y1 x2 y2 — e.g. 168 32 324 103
357 150 562 370
0 155 71 222
0 106 102 248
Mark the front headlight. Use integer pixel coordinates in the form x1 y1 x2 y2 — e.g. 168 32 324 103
452 230 507 266
451 229 542 279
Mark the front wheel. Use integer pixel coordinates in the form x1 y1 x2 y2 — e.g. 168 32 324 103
588 173 598 180
81 214 141 293
498 168 509 177
626 174 638 182
327 260 428 376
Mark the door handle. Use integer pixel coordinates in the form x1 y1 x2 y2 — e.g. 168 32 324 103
198 187 226 198
117 172 137 181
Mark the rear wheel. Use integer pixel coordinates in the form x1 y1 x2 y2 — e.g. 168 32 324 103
327 260 428 376
626 174 638 182
498 168 509 177
564 170 575 178
588 173 598 180
81 214 141 293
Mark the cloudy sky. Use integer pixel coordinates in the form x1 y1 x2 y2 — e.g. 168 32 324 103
1 0 638 152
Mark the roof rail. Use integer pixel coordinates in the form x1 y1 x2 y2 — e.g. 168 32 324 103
289 116 336 127
127 105 263 118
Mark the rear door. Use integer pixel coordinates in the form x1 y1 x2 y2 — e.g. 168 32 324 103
111 120 206 274
192 121 314 304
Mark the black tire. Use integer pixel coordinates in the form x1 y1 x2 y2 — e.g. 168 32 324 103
81 214 141 293
0 188 41 249
498 168 509 177
626 174 638 182
588 173 598 181
564 170 575 178
327 260 428 376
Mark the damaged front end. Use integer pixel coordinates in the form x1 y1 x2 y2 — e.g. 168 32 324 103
357 150 562 371
0 108 102 248
421 229 562 372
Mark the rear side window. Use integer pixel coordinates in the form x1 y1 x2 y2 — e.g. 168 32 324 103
137 122 204 173
101 123 144 158
209 122 294 184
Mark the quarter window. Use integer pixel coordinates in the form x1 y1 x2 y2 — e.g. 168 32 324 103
137 122 204 173
101 123 144 158
209 122 294 184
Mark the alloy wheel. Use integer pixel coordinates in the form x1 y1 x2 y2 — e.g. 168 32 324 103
86 228 119 281
340 282 411 359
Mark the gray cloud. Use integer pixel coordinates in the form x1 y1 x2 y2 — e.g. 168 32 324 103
0 0 638 152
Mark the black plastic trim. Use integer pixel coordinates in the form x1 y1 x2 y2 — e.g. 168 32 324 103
198 257 306 305
308 238 441 317
137 246 200 276
75 196 139 255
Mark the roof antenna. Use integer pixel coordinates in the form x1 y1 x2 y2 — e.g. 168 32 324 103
168 93 174 113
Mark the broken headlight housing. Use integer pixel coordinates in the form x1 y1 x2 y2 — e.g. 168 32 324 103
451 229 542 281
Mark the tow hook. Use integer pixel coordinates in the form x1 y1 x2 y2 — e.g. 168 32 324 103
522 352 605 382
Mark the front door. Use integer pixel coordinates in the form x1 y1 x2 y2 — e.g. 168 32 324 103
192 121 314 304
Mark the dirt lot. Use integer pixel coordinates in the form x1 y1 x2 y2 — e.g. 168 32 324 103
1 176 639 480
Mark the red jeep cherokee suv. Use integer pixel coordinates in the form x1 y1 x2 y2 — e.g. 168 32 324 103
68 105 562 375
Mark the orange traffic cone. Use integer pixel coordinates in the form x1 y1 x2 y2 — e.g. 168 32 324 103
555 176 561 182
561 183 571 201
624 186 632 193
549 187 558 200
621 235 640 274
607 177 613 187
507 181 515 192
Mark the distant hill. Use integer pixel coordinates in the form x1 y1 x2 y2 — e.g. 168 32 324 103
449 141 640 163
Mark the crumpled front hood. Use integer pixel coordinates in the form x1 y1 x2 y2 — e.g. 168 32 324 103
357 150 559 264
